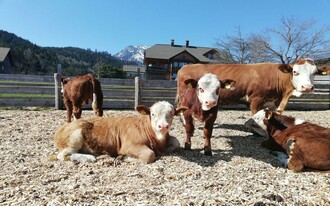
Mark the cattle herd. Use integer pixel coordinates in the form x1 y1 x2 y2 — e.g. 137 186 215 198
55 58 330 172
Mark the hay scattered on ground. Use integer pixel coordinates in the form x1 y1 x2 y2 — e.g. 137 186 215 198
1 108 329 205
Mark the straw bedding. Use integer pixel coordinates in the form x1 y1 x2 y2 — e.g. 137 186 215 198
0 108 329 205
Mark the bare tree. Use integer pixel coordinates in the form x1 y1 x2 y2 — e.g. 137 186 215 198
250 17 330 64
215 26 251 64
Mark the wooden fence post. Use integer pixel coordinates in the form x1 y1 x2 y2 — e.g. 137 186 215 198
54 73 62 110
135 76 141 107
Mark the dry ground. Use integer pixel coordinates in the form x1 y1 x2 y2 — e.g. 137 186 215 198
0 108 329 206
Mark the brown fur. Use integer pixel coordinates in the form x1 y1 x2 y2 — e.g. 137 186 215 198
61 74 103 122
54 105 186 164
263 111 330 172
177 59 314 114
179 78 235 156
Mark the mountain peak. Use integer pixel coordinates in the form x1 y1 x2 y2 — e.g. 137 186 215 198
114 45 150 65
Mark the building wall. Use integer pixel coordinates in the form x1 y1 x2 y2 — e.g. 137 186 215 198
0 56 13 74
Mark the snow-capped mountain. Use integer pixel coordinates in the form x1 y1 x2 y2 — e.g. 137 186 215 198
114 45 150 65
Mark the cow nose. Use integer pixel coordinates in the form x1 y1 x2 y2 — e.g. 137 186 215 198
301 85 314 92
158 124 169 130
205 100 216 107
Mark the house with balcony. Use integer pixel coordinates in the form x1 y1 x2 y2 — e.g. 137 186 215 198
144 40 220 80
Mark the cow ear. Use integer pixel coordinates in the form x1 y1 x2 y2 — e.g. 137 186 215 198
135 105 150 115
220 79 236 90
174 106 189 116
184 79 198 88
279 64 293 73
316 66 329 75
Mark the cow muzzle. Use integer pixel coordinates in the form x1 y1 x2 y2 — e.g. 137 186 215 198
300 84 314 93
202 100 217 110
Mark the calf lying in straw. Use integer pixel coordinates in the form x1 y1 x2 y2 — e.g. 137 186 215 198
54 101 187 163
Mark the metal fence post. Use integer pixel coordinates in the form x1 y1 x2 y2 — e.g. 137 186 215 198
135 76 141 107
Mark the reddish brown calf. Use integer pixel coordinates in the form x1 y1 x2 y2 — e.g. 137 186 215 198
61 74 103 122
245 109 330 172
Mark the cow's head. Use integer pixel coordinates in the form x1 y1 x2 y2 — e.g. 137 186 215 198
289 58 318 96
184 73 236 111
136 101 187 140
245 108 273 137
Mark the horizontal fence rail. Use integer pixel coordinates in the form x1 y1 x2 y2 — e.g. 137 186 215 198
0 73 329 110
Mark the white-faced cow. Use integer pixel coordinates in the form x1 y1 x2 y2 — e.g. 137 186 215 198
245 109 330 172
177 73 236 155
54 101 187 164
177 58 325 115
61 74 103 122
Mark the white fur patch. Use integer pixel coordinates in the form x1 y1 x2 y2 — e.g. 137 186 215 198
291 61 317 93
150 101 175 141
294 118 305 125
197 73 220 111
70 153 96 162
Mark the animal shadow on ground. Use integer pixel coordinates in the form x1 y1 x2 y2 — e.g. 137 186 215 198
172 123 282 168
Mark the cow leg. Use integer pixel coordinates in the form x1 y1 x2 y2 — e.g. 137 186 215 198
286 140 304 172
183 110 194 150
250 97 265 114
128 145 156 164
203 110 217 156
165 136 180 153
64 100 73 122
72 102 83 121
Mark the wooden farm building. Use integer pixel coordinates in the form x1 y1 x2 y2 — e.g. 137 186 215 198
0 47 14 74
144 40 220 80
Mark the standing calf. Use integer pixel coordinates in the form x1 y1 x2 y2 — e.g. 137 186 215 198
54 101 187 164
245 109 330 172
61 74 103 122
177 73 235 155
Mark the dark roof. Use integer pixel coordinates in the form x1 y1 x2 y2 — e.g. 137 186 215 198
145 44 220 63
0 47 11 62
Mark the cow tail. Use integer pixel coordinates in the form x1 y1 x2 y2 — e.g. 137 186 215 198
90 75 103 117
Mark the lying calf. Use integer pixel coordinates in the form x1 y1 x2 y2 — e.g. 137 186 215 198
54 101 186 164
245 109 330 172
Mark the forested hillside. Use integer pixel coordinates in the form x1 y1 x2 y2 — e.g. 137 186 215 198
0 30 135 76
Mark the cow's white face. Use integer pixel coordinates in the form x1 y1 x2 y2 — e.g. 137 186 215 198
197 73 221 111
244 109 268 137
149 101 175 139
291 59 318 95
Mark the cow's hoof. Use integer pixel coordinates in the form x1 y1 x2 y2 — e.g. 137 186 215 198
184 143 191 150
204 147 212 156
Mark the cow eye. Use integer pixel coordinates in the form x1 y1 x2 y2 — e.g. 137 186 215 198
293 70 299 76
199 87 204 93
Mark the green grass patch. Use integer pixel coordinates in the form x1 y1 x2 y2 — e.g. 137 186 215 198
0 93 54 98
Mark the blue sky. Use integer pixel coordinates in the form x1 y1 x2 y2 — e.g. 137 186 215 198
0 0 329 55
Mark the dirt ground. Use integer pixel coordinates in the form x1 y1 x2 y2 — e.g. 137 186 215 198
0 108 329 205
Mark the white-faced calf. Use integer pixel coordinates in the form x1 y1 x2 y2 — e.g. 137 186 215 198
54 101 187 163
177 73 235 155
245 109 330 172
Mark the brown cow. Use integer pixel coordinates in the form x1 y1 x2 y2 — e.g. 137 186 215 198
177 58 325 115
54 101 187 164
61 74 103 122
245 109 330 172
179 73 235 155
318 65 330 75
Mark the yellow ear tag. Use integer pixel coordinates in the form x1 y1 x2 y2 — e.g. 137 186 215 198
266 113 272 120
140 110 147 115
188 83 193 88
322 72 327 75
225 84 231 89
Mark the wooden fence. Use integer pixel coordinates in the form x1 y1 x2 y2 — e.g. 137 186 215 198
0 73 329 110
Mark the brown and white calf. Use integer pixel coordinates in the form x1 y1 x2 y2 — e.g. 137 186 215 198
245 109 330 172
177 58 325 115
61 74 103 122
54 101 187 164
177 73 235 156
